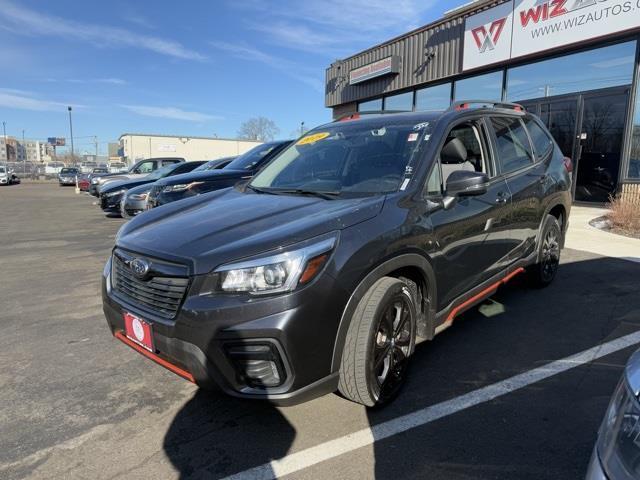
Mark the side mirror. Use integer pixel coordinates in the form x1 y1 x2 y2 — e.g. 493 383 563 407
445 170 489 198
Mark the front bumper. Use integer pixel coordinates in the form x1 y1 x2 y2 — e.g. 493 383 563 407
59 177 76 185
0 177 8 184
101 193 124 213
101 257 346 405
121 198 146 218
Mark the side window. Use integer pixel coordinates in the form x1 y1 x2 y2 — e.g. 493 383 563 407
490 117 534 174
523 117 553 159
137 161 155 174
439 122 489 187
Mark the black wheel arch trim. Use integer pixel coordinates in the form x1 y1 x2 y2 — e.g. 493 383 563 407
330 253 437 373
537 193 571 256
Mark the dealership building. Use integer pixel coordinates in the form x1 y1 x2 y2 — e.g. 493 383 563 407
325 0 640 203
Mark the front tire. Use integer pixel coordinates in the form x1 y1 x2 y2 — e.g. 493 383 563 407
338 277 417 407
528 214 562 288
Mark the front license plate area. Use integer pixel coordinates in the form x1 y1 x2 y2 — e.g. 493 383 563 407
123 312 154 352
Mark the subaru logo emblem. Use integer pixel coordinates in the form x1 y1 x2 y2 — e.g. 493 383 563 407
130 258 150 279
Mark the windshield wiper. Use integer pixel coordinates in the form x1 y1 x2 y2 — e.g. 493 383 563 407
246 185 278 195
271 188 341 200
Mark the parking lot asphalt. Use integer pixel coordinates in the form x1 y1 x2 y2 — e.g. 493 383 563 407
2 183 640 480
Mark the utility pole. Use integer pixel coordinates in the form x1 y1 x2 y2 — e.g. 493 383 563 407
67 106 75 164
2 121 7 163
300 121 305 136
94 136 98 157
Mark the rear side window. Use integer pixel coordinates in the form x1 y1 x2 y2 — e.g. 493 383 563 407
524 117 553 159
490 117 534 174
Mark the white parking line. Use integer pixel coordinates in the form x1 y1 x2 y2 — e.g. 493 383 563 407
224 331 640 480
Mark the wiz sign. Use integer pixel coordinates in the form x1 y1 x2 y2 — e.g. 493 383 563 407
463 0 640 70
463 2 514 70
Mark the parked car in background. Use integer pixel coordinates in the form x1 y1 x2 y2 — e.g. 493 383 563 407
90 157 185 196
102 103 572 406
146 141 292 208
108 162 128 173
100 160 206 215
45 162 65 179
79 161 98 174
120 183 154 219
0 165 12 185
77 174 91 191
58 167 80 186
586 348 640 480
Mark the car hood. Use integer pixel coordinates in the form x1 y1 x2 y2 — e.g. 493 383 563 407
98 173 145 185
127 183 154 195
101 177 152 194
153 169 248 187
117 187 385 274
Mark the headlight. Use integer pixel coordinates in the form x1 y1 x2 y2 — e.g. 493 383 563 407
129 193 148 201
597 371 640 479
91 178 100 184
162 182 202 193
203 235 337 295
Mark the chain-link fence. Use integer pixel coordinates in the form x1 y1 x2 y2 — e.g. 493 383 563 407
2 161 63 181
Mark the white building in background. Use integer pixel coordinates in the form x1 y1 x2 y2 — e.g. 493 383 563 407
118 133 262 164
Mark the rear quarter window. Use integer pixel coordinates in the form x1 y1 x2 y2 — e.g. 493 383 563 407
524 117 554 160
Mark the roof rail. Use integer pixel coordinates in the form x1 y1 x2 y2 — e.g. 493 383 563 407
333 110 412 122
448 100 525 113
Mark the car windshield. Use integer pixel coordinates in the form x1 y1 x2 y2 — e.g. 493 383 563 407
225 143 281 171
0 167 6 173
145 163 177 180
250 119 433 196
195 158 229 171
60 168 78 174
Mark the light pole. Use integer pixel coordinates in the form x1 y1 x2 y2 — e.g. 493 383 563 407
67 106 75 165
2 121 7 163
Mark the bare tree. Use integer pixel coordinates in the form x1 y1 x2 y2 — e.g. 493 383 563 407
238 117 280 142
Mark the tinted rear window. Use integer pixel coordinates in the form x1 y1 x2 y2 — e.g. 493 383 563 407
491 117 534 174
524 117 553 159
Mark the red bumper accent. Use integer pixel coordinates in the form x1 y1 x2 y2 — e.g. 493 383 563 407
114 331 195 383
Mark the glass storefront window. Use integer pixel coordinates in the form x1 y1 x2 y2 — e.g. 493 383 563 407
415 83 452 111
629 80 640 180
454 71 503 102
507 41 637 102
384 91 413 111
358 98 382 112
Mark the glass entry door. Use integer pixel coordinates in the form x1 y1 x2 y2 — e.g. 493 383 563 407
574 90 629 203
520 86 630 203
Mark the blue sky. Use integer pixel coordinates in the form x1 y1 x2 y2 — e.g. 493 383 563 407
0 0 460 155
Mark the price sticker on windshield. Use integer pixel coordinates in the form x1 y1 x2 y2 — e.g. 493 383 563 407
297 132 330 146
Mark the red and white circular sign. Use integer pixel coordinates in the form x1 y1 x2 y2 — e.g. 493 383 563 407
132 317 145 342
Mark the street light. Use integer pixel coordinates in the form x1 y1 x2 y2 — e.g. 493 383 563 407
67 106 75 165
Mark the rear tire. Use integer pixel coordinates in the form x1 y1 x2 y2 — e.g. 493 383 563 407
338 277 417 407
528 214 562 288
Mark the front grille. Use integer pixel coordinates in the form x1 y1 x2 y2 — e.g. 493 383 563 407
112 255 189 319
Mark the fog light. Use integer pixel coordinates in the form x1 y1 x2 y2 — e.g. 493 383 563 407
225 343 285 388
